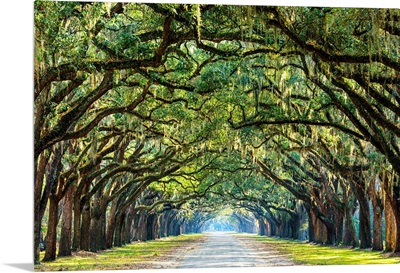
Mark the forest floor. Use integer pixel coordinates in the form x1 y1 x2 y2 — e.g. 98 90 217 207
35 234 207 271
35 232 400 271
254 235 400 265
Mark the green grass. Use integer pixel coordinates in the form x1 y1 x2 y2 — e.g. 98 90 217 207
34 233 204 271
34 233 400 270
250 235 400 265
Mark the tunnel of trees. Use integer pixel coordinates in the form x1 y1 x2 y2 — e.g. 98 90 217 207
34 1 400 265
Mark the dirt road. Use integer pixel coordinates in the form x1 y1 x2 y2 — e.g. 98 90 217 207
177 232 295 268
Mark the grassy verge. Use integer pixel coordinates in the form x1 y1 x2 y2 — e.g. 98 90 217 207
34 233 204 271
250 235 400 265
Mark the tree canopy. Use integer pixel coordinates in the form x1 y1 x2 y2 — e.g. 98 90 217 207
34 1 400 265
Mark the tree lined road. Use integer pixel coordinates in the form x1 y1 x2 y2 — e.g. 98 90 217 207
34 2 400 266
177 232 295 268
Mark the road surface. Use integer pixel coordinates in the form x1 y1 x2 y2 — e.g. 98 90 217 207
177 232 295 268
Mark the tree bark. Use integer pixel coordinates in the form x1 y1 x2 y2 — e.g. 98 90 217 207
391 175 400 253
304 204 315 242
146 213 156 240
114 212 126 247
123 206 135 244
42 196 59 261
106 199 118 248
384 190 396 252
342 204 358 247
42 144 64 262
72 196 81 251
258 217 267 236
58 185 75 256
358 198 372 248
372 204 383 251
325 223 336 245
34 152 49 264
131 212 140 241
369 177 383 251
393 196 400 253
152 214 160 239
89 215 101 253
89 200 105 252
311 210 327 244
99 210 107 250
72 176 90 251
160 210 169 237
350 177 372 248
138 212 148 241
290 214 300 240
80 202 91 251
383 174 400 253
341 187 358 247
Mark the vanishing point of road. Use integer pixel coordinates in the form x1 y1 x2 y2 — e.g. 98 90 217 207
176 231 295 268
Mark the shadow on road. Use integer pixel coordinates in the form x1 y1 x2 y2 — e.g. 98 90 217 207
178 231 295 268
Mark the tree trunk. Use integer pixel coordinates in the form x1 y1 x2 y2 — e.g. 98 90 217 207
181 222 187 234
34 152 49 264
258 217 267 236
131 212 140 241
311 210 330 244
164 210 175 236
280 215 289 238
114 212 126 247
393 199 400 253
153 214 160 239
342 205 358 247
34 210 42 264
42 196 59 261
325 223 336 245
386 174 400 253
159 210 169 237
114 220 122 247
304 204 315 242
58 185 75 256
271 219 278 236
290 214 300 240
393 204 400 253
342 191 358 247
146 213 156 240
369 177 383 251
72 196 81 251
384 190 396 252
123 207 135 244
89 190 108 252
99 210 107 250
265 220 271 236
391 175 400 253
372 205 383 251
382 173 400 253
169 215 181 236
89 215 101 253
172 221 181 236
80 202 91 251
42 145 64 261
35 145 63 263
335 212 344 244
351 178 372 248
106 199 118 248
138 212 148 241
90 204 107 253
358 199 372 248
276 215 284 238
